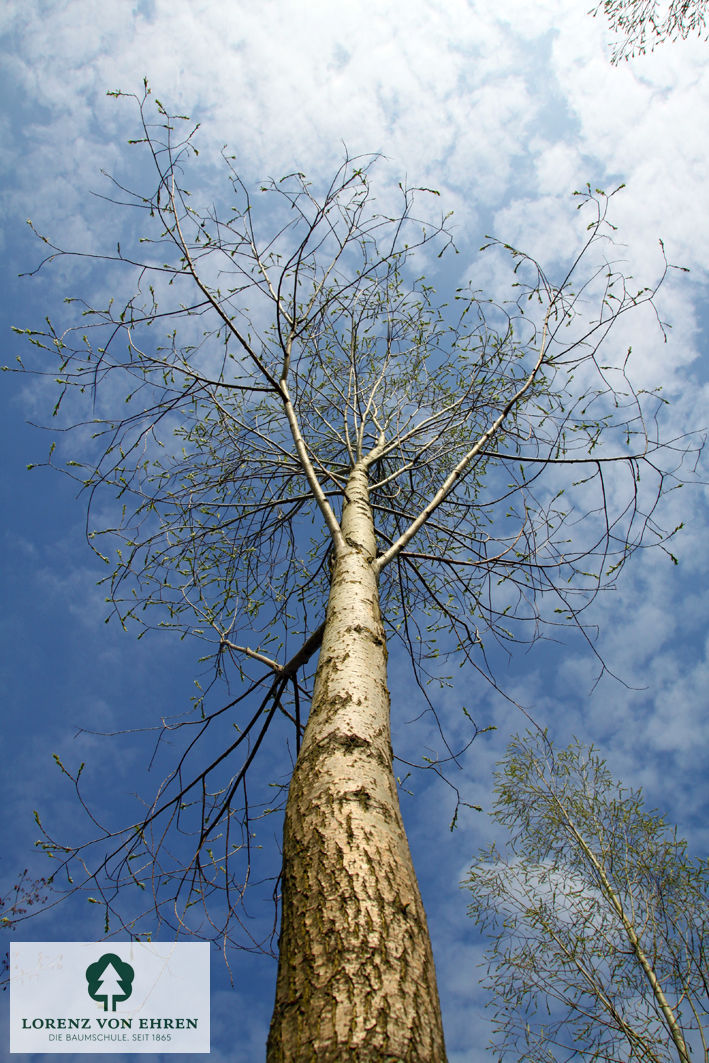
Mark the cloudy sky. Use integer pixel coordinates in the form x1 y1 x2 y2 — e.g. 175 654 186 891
1 2 708 1061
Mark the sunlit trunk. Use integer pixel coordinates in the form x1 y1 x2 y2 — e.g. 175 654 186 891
267 464 446 1062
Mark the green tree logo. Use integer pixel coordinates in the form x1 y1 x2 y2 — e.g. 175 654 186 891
85 953 135 1012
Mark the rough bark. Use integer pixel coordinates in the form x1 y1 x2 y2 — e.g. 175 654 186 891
267 465 446 1062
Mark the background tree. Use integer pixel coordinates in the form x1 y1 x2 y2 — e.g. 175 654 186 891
593 0 708 61
12 86 699 1060
466 732 709 1062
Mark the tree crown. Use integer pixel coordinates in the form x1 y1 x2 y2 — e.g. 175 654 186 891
466 732 709 1062
9 86 701 950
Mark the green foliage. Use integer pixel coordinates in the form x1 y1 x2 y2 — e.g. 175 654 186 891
465 732 709 1061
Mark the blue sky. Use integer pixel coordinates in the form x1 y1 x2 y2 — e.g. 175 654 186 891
1 2 708 1061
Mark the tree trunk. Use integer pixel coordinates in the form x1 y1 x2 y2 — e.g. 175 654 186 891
267 464 446 1062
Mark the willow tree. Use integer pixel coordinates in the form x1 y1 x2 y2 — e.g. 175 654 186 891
14 87 694 1061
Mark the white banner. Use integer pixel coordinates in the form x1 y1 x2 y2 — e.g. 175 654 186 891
10 942 210 1053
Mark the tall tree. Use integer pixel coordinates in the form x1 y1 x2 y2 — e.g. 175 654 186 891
465 733 709 1062
13 86 698 1060
593 0 707 61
